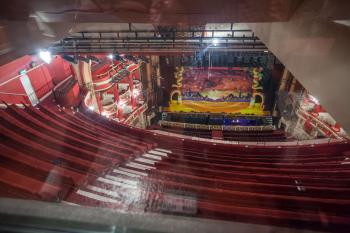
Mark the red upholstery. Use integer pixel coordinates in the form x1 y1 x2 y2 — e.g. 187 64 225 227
0 103 350 232
0 104 155 202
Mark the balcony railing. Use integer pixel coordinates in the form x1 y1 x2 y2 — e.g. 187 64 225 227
159 120 275 131
297 109 346 140
124 103 148 125
150 129 347 146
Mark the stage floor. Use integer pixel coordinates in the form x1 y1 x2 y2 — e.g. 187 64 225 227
165 100 267 115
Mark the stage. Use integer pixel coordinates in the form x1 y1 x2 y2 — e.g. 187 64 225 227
166 100 267 115
167 67 266 116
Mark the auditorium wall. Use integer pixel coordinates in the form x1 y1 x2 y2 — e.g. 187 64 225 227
0 55 73 104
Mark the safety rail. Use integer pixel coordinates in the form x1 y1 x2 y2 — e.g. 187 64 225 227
0 63 45 88
119 89 131 103
94 62 124 79
94 62 139 79
0 62 73 106
150 129 347 146
124 103 148 125
0 81 54 105
297 108 346 140
0 91 28 105
92 65 140 90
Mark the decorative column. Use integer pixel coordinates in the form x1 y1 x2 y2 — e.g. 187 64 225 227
113 84 123 119
279 68 290 92
136 66 141 80
129 73 137 109
70 62 84 87
289 77 297 93
272 68 291 117
95 91 103 114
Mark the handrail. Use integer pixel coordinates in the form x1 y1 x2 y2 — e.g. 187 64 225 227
0 63 44 87
297 109 345 140
124 103 148 124
0 91 26 96
92 65 139 86
94 62 139 79
95 62 124 78
119 89 131 101
150 129 346 146
77 29 255 34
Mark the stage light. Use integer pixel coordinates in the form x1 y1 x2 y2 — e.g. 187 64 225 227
87 55 101 63
107 54 114 60
38 50 52 64
125 55 138 63
88 106 94 111
308 94 319 104
212 38 219 46
62 55 78 64
76 56 90 63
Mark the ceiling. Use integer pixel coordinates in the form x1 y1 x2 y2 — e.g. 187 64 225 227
1 0 302 24
0 0 348 63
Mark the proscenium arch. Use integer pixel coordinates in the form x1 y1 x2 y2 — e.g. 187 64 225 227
170 90 182 103
252 93 264 107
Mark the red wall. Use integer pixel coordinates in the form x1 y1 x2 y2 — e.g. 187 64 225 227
0 78 28 104
26 65 54 99
0 55 73 104
56 82 81 107
0 55 37 104
46 56 72 85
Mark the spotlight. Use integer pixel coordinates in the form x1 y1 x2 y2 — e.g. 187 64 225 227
87 55 101 63
212 38 219 46
125 55 138 63
76 56 90 63
62 55 77 64
88 106 94 111
108 53 125 62
38 50 52 64
115 55 125 61
308 94 319 104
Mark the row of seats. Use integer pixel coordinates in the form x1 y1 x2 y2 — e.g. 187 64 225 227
0 104 155 202
164 113 271 126
68 107 350 231
159 126 287 141
62 137 350 232
1 103 350 232
223 130 286 141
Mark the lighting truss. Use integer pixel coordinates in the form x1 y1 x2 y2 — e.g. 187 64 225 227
50 28 267 54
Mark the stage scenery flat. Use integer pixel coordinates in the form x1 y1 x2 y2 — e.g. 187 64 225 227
166 67 266 115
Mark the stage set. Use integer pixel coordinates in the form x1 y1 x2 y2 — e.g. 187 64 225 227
165 67 268 115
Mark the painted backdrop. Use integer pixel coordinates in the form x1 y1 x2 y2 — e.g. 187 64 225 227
167 67 265 114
